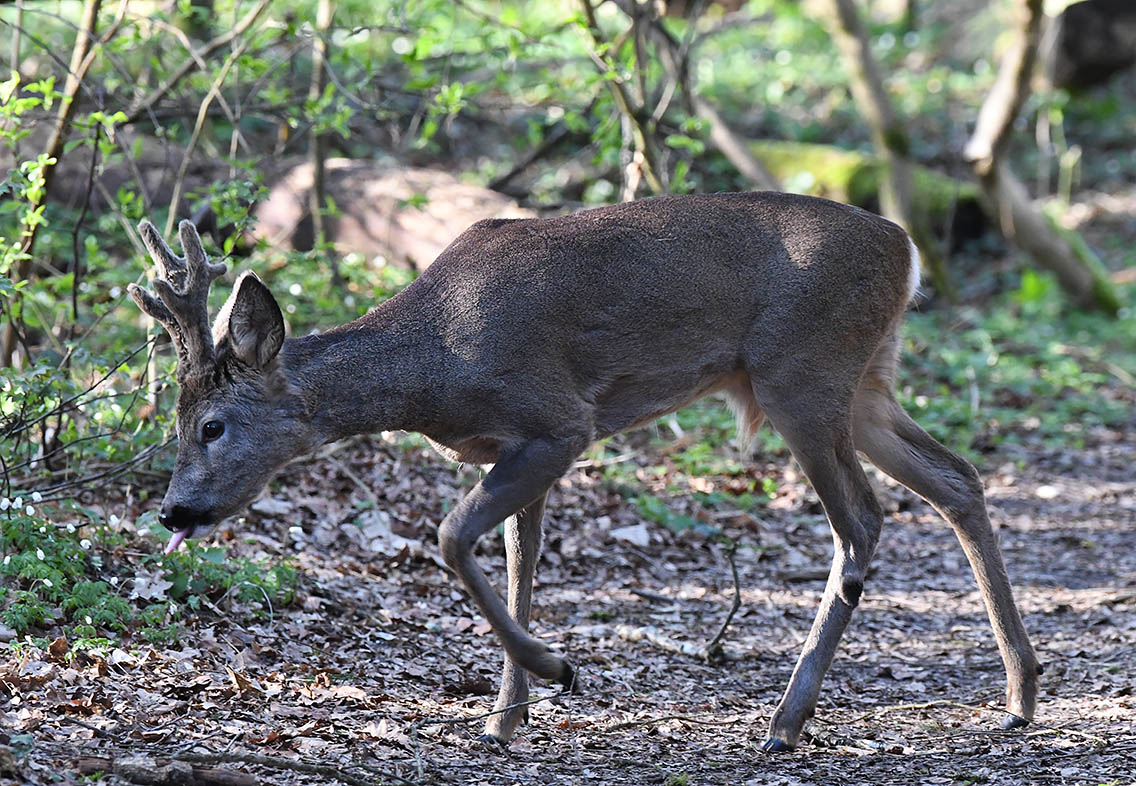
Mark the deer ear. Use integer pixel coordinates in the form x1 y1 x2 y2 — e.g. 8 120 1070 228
215 271 284 369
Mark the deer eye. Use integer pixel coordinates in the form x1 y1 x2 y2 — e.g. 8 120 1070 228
201 421 225 443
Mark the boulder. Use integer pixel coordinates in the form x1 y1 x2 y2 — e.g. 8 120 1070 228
251 160 533 271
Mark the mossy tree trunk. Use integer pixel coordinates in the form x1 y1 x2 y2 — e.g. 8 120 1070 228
806 0 953 299
964 0 1120 314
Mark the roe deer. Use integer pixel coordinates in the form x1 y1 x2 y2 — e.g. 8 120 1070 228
129 192 1039 750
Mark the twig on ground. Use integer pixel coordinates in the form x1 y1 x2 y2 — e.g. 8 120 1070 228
605 713 746 732
76 754 256 786
617 543 745 662
410 688 572 780
849 699 1111 745
615 623 744 661
160 749 415 786
326 454 380 506
701 542 742 663
627 587 678 605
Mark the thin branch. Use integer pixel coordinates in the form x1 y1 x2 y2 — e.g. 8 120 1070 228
164 42 248 236
149 749 416 786
606 713 746 732
410 688 572 780
638 4 779 191
122 0 272 124
2 0 105 366
577 0 665 196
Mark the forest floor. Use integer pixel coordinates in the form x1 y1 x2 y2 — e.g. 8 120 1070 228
5 415 1135 786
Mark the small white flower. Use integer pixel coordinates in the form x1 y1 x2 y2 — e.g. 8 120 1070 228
66 523 76 533
42 578 53 588
35 548 45 560
3 555 10 566
109 514 120 527
39 525 46 533
0 498 9 511
80 539 92 550
13 497 22 508
31 492 42 502
84 615 93 625
109 576 119 586
26 506 35 516
288 282 302 296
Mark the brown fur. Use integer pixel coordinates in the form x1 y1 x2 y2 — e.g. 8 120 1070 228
131 192 1038 750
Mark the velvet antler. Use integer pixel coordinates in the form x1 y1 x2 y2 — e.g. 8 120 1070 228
128 220 227 379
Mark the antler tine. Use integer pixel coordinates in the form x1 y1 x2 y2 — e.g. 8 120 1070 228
131 219 228 378
178 219 228 294
138 220 187 285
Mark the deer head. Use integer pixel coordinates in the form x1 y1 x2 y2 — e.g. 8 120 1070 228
129 221 315 551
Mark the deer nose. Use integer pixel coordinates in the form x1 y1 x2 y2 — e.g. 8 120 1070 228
159 504 206 532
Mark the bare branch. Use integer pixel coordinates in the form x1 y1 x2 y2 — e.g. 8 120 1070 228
122 0 272 124
964 0 1045 175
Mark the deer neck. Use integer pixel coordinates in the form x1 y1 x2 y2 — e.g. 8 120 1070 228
280 305 442 444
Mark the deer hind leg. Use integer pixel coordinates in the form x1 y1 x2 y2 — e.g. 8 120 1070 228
851 343 1039 729
754 386 886 751
480 491 548 745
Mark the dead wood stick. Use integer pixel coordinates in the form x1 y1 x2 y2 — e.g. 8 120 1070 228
606 713 746 732
700 543 742 662
410 688 573 780
619 544 745 662
168 750 414 786
615 623 745 661
76 755 256 786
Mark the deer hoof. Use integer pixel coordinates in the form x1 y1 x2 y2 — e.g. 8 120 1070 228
761 737 794 752
475 733 508 749
1001 713 1030 731
557 660 578 693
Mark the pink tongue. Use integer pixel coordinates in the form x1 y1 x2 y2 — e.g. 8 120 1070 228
164 529 189 555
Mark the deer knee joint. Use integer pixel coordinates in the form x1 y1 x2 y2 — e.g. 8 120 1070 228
437 516 471 569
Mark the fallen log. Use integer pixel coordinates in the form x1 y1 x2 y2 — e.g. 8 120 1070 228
76 755 257 786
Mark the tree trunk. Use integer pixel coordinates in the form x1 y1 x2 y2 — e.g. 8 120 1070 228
964 0 1120 313
807 0 953 298
647 13 779 191
1 0 103 367
307 0 338 281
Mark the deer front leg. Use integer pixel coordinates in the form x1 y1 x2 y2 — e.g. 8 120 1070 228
478 491 549 745
438 437 582 705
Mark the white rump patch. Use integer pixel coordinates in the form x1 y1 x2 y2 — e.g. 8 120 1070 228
906 235 923 304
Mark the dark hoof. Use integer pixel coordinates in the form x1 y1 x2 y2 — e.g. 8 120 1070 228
557 660 578 693
475 733 508 749
1001 713 1030 731
761 737 794 752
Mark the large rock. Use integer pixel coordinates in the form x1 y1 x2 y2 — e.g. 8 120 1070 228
1051 0 1136 90
251 160 533 271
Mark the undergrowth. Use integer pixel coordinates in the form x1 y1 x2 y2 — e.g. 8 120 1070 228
0 502 297 650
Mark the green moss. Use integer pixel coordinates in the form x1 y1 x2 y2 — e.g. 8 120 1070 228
749 140 979 219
